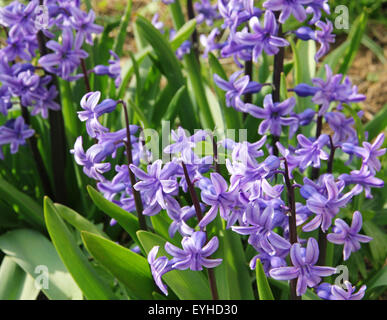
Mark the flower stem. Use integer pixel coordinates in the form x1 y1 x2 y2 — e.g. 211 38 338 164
21 106 54 199
311 108 323 180
271 13 284 156
36 28 68 204
119 100 147 231
283 159 301 300
80 59 91 92
212 135 220 174
181 161 219 300
318 136 337 266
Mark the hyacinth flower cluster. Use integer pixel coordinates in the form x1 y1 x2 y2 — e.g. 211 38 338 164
0 0 122 161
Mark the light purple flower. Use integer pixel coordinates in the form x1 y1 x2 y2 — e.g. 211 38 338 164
163 127 208 155
199 172 236 228
306 0 330 24
316 281 367 300
200 28 224 58
165 231 222 271
327 211 372 261
247 95 297 137
315 19 335 61
270 237 336 296
93 50 122 88
324 112 357 145
147 246 174 296
39 28 88 80
263 0 312 23
236 11 289 62
195 0 220 26
0 117 34 156
295 134 330 170
69 8 103 45
342 133 386 173
232 202 291 254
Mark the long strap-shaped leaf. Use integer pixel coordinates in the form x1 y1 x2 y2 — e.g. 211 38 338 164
44 197 117 300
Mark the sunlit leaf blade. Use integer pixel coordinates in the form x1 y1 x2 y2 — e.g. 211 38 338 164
0 229 82 300
81 231 155 299
255 259 274 300
44 197 117 300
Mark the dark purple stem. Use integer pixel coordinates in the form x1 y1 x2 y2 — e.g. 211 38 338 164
118 100 147 231
181 161 219 300
80 59 91 92
283 159 300 300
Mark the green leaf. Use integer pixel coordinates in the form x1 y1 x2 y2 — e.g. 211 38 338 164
54 203 108 239
112 0 133 57
338 11 368 76
81 231 154 299
364 104 387 141
363 220 387 267
170 19 196 51
0 256 39 300
87 185 142 250
269 278 321 300
44 197 117 300
221 229 254 300
0 229 82 300
162 85 186 124
137 230 212 299
255 259 274 300
0 177 44 230
367 266 387 291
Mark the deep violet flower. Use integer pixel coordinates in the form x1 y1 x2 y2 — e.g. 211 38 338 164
147 246 174 295
263 0 312 23
314 19 335 61
0 117 34 157
295 134 330 170
316 281 366 300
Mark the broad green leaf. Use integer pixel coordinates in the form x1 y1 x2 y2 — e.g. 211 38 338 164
255 259 274 300
81 231 154 299
221 229 254 300
363 221 387 267
338 11 368 76
0 256 39 300
162 85 186 124
364 104 387 141
87 185 142 250
170 19 197 51
0 229 82 300
135 16 198 131
54 203 108 239
137 230 212 300
367 266 387 291
44 197 117 300
112 0 133 57
0 177 44 230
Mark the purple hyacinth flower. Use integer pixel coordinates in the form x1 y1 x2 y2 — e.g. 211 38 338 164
301 175 362 232
30 85 61 119
71 136 114 181
0 117 34 156
93 50 122 88
306 0 330 24
129 160 179 214
194 0 220 26
213 70 264 112
325 112 357 145
293 26 316 41
147 246 174 296
290 83 319 97
342 133 386 173
316 281 366 300
246 95 297 137
39 28 88 80
314 19 335 62
0 1 38 37
1 34 32 61
270 237 336 296
199 172 236 228
167 204 199 238
232 202 290 254
69 8 103 45
0 86 12 116
165 231 222 271
327 211 372 261
77 91 115 138
200 28 224 58
295 134 330 170
338 165 384 199
236 11 289 62
151 13 164 33
163 127 208 155
263 0 312 23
